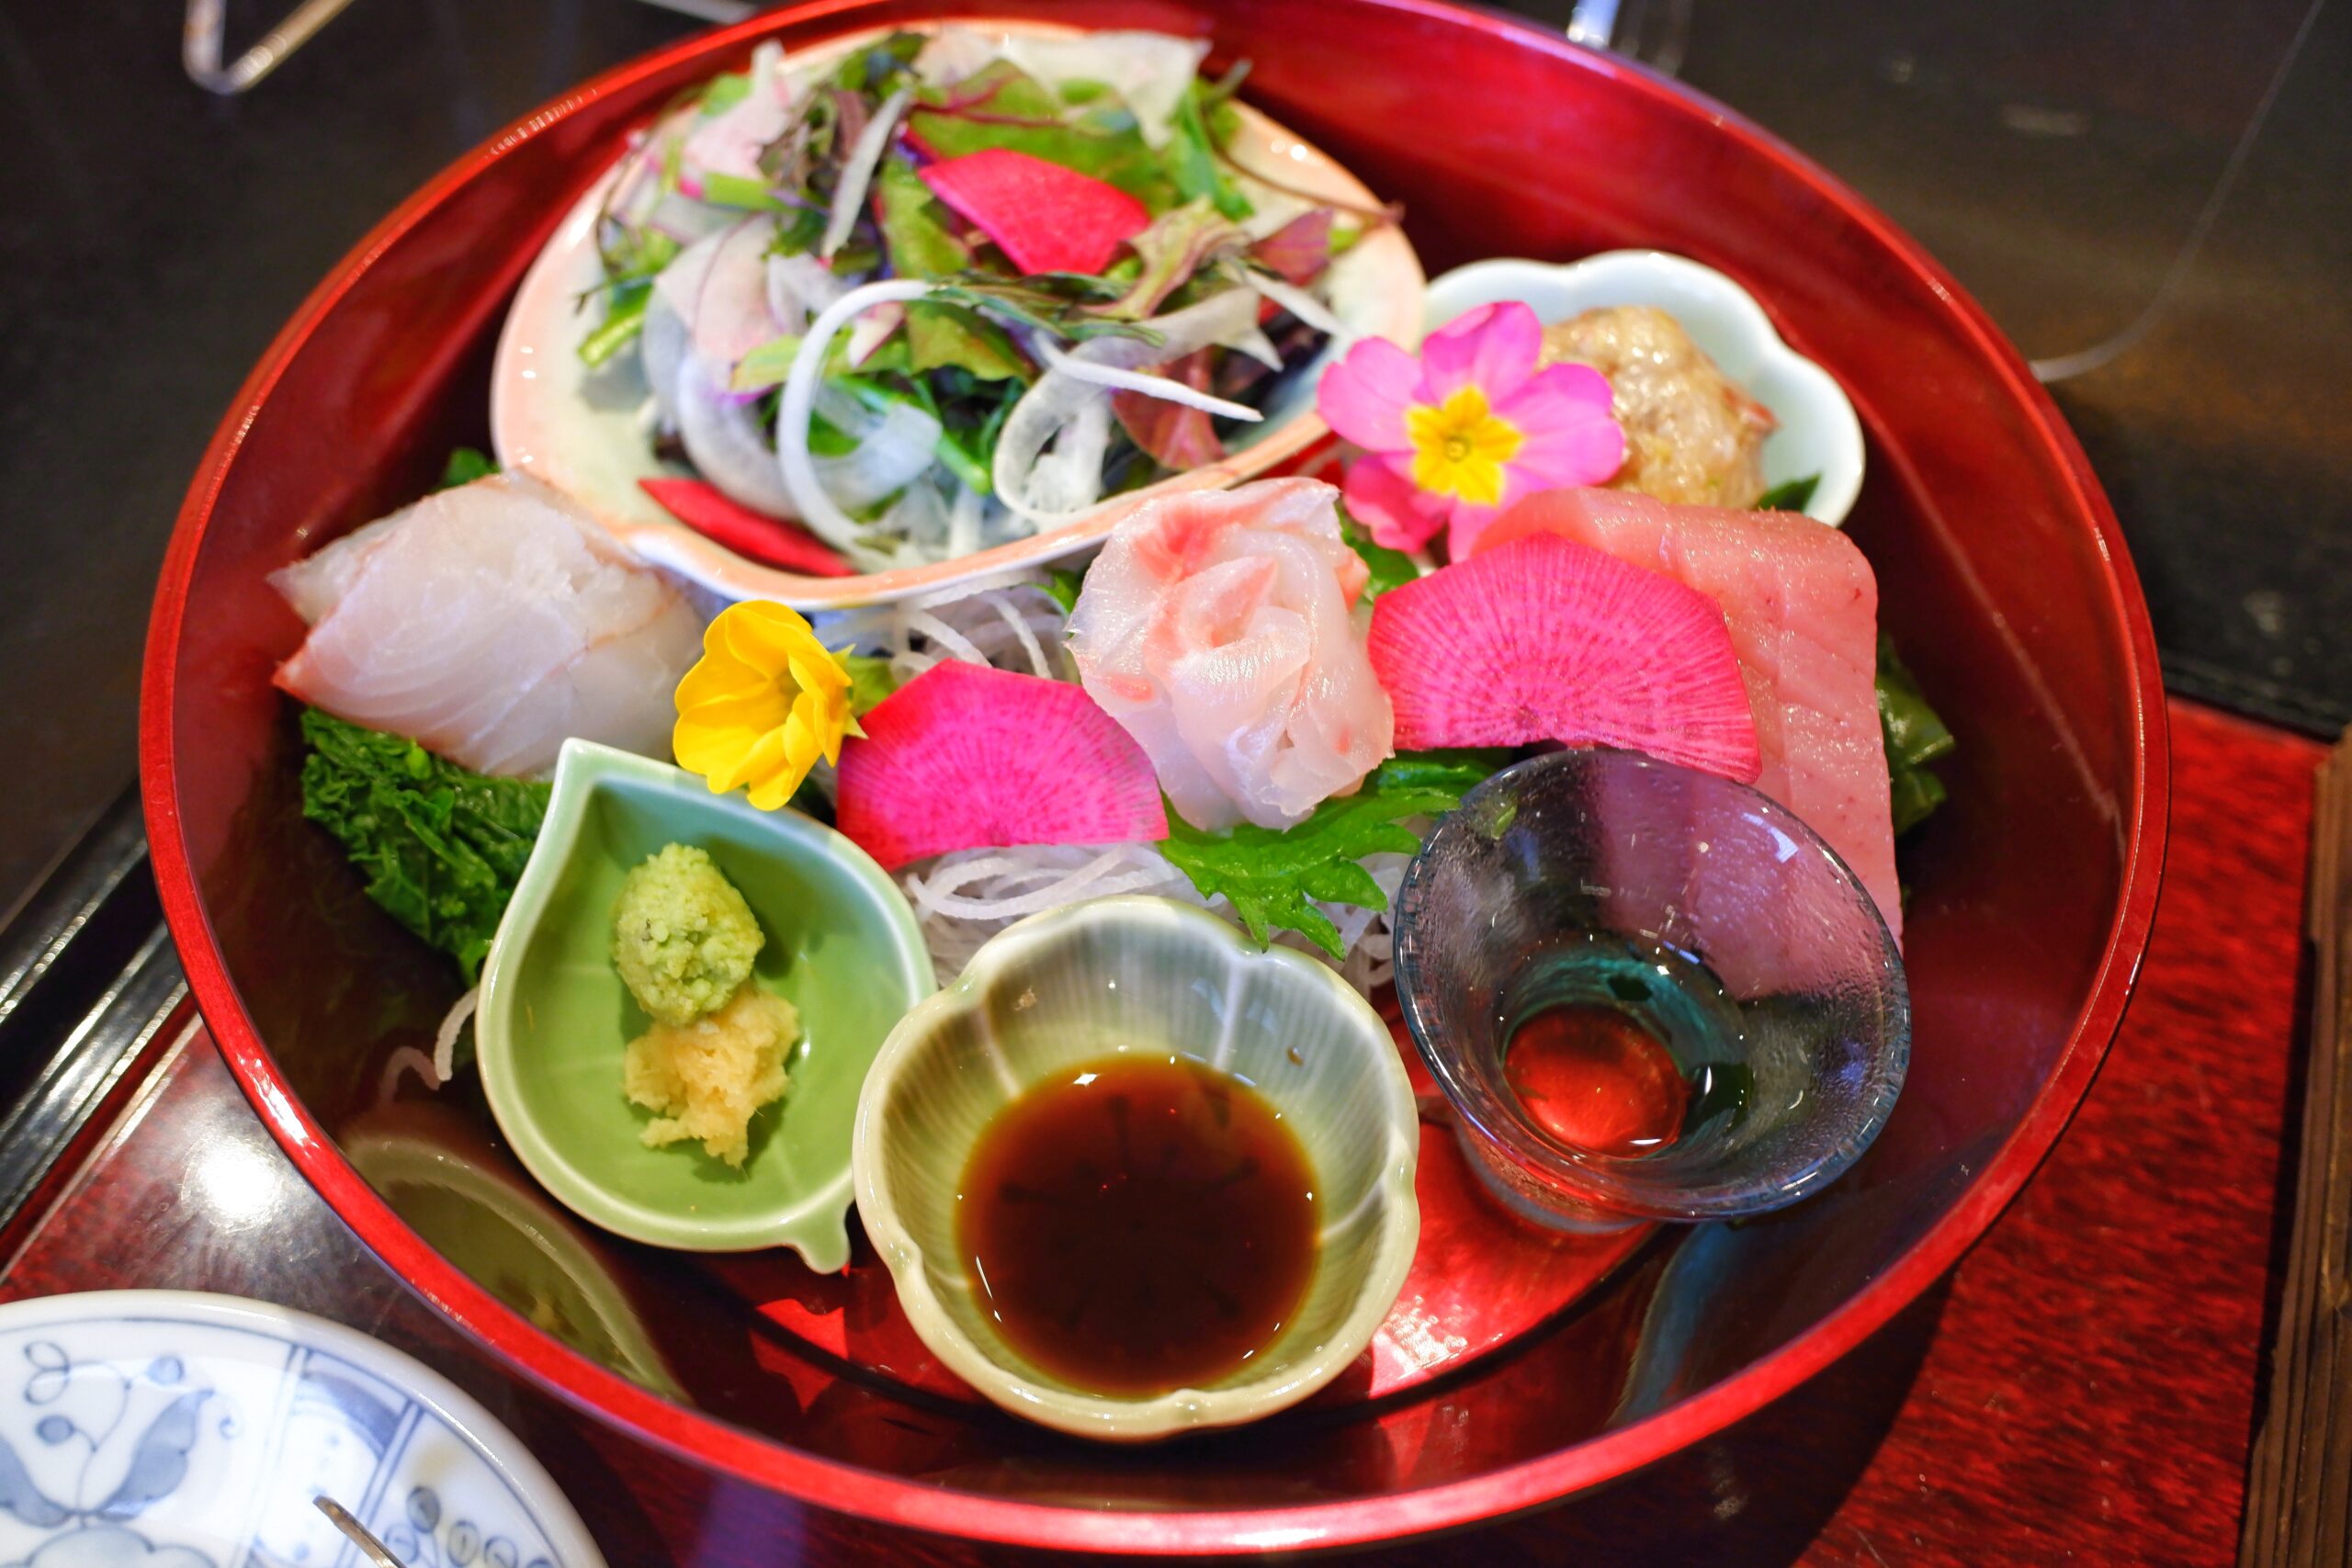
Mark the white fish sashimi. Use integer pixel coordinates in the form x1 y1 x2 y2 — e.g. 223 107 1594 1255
271 473 705 776
1068 478 1394 831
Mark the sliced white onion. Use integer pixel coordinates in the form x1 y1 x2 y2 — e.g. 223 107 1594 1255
1035 338 1264 422
990 288 1260 526
678 351 797 516
846 301 905 367
998 32 1210 150
813 399 942 513
776 279 942 545
681 39 796 189
1245 269 1353 346
639 294 689 430
821 85 910 258
912 27 998 86
1227 323 1283 370
658 220 777 367
1045 393 1115 514
945 479 984 559
379 1045 442 1100
434 986 480 1084
768 251 851 334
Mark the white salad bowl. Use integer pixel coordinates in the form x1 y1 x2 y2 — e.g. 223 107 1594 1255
1423 250 1866 525
492 19 1426 611
851 895 1421 1442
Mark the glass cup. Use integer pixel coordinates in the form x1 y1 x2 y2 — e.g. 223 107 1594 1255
1392 749 1909 1232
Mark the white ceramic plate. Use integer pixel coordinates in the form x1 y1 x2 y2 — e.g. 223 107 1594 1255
492 20 1426 610
0 1291 605 1568
1422 251 1865 525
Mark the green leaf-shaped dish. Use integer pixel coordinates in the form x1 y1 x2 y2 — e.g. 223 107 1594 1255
478 739 933 1268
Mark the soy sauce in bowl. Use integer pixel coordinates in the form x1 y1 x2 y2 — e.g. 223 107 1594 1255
956 1055 1317 1398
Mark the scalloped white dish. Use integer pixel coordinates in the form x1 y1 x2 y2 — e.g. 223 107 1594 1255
1423 251 1865 525
492 19 1426 611
851 896 1419 1442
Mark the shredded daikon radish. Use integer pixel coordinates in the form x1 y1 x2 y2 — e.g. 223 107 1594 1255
1245 269 1353 345
777 279 941 546
821 85 909 258
1035 338 1265 422
901 842 1407 993
379 1045 443 1100
991 289 1259 527
433 986 480 1084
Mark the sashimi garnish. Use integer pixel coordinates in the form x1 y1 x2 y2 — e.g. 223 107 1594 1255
836 661 1169 871
639 478 854 577
1367 533 1760 782
917 149 1150 276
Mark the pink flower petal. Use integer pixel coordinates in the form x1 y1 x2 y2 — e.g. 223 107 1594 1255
1344 454 1449 552
1317 336 1423 453
1444 500 1504 559
1419 300 1544 405
1495 363 1627 490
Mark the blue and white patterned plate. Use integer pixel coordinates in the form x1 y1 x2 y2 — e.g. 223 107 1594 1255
0 1292 606 1568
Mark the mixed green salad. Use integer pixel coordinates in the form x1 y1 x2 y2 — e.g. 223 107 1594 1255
584 27 1376 572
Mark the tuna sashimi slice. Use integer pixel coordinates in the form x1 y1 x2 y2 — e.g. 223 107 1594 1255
271 473 705 777
917 149 1149 276
1367 534 1761 783
1480 488 1899 943
836 661 1170 871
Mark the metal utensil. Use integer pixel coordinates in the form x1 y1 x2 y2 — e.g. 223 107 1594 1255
313 1496 411 1568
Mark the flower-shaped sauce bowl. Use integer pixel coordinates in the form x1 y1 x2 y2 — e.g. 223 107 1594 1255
477 739 933 1268
1422 250 1865 525
492 18 1426 613
852 896 1420 1441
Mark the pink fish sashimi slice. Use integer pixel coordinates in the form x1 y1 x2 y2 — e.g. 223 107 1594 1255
917 149 1149 276
1481 488 1899 945
1366 534 1761 783
836 661 1170 871
270 473 705 777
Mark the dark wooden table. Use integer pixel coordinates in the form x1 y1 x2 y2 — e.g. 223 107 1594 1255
0 698 2313 1564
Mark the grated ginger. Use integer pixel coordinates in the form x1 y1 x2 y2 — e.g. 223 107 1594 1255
623 981 798 1167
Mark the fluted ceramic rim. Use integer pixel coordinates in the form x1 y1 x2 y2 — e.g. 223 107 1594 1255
1392 749 1910 1221
1421 249 1867 527
850 895 1421 1441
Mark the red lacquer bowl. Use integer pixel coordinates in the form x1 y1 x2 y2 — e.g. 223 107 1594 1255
140 1 2167 1554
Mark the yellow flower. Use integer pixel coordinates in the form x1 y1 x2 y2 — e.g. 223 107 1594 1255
1404 384 1524 506
673 602 859 811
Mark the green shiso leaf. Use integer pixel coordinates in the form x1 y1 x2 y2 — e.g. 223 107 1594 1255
1164 79 1252 220
1755 473 1821 513
729 334 805 395
1337 504 1419 599
436 447 498 490
578 285 651 367
1876 633 1957 836
1159 750 1506 959
905 301 1028 382
297 708 550 981
841 654 902 716
908 62 1178 209
875 155 973 278
1040 567 1087 615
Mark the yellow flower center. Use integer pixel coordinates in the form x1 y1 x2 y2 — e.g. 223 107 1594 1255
1405 385 1522 506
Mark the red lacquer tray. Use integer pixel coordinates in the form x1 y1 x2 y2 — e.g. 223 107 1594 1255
140 1 2167 1554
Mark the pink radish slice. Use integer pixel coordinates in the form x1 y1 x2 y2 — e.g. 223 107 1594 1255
837 661 1170 870
917 149 1149 276
639 479 854 577
1367 533 1761 782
